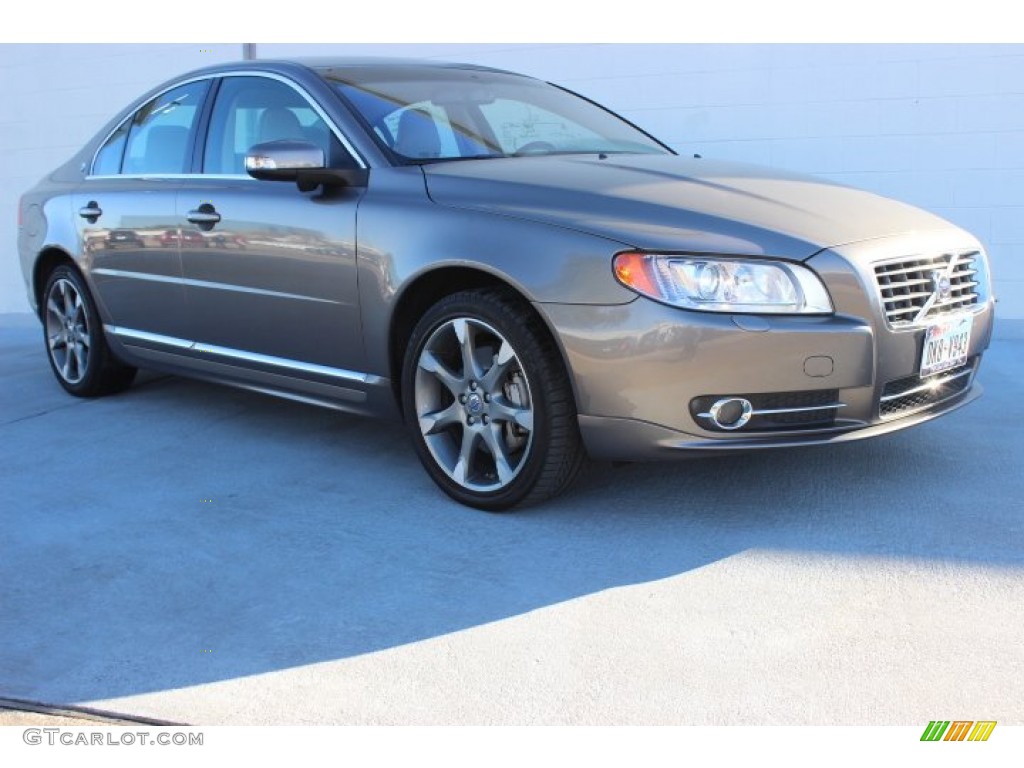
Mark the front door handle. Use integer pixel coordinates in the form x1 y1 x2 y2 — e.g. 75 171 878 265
78 201 102 222
186 203 221 229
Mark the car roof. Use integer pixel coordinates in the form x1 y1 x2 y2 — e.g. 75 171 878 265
175 56 531 82
296 56 523 74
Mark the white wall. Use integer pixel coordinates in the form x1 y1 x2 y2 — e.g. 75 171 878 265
0 43 241 313
2 43 1021 317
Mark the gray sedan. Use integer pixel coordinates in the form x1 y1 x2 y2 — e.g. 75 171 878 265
16 58 995 509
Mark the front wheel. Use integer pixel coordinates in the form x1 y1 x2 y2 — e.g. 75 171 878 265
402 289 584 511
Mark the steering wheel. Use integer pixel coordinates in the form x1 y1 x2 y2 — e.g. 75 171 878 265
513 141 557 156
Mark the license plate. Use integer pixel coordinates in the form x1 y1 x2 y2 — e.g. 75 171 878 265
920 314 972 378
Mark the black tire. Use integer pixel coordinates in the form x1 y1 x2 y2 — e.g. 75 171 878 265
402 288 584 511
41 264 137 397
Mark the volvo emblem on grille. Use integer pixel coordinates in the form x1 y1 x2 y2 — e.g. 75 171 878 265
913 256 959 323
931 269 953 302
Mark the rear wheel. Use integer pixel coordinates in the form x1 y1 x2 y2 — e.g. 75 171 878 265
42 265 136 397
402 288 584 511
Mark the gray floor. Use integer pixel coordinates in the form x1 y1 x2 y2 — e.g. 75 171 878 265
1 313 1022 725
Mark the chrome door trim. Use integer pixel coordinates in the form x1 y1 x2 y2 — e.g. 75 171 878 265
92 268 341 305
106 325 381 384
105 325 194 350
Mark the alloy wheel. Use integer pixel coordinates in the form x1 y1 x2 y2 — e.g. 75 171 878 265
45 277 91 385
413 317 535 492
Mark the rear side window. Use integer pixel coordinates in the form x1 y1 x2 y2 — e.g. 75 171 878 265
97 81 209 176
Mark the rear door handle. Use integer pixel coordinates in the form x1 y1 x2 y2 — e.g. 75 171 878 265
186 203 221 227
78 201 102 221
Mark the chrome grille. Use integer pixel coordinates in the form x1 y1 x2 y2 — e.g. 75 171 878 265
874 250 981 327
879 358 976 419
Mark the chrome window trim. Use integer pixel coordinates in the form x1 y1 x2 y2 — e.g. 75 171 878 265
85 173 256 182
106 325 381 385
92 268 341 305
87 70 368 179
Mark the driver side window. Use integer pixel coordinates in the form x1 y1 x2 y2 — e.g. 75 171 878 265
203 76 347 175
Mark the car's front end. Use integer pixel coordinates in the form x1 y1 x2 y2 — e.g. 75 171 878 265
542 231 993 459
417 154 995 461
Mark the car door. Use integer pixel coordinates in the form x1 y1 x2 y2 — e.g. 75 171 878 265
177 74 366 374
75 79 210 341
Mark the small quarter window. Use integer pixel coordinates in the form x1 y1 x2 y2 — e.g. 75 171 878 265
92 122 130 175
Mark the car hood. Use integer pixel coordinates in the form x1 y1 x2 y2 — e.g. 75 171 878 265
422 154 959 259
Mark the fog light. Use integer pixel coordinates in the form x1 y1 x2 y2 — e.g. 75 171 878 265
708 397 753 430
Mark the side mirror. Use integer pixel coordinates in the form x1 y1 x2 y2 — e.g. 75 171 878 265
245 140 325 180
245 140 368 191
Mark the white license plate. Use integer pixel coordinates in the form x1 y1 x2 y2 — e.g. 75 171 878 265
920 314 972 378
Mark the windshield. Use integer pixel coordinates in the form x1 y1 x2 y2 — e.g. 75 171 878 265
320 67 672 163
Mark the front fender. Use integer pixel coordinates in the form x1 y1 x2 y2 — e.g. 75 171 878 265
356 167 637 375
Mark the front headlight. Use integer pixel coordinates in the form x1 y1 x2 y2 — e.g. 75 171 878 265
613 252 833 315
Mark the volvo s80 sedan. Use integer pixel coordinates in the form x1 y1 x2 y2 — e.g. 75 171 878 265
17 58 995 510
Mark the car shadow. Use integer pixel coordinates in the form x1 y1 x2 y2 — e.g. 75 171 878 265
0 332 1020 706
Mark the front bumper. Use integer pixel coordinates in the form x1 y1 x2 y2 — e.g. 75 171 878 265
576 383 983 460
538 237 995 461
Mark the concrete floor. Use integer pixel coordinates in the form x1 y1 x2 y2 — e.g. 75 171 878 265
0 709 109 727
1 313 1021 725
